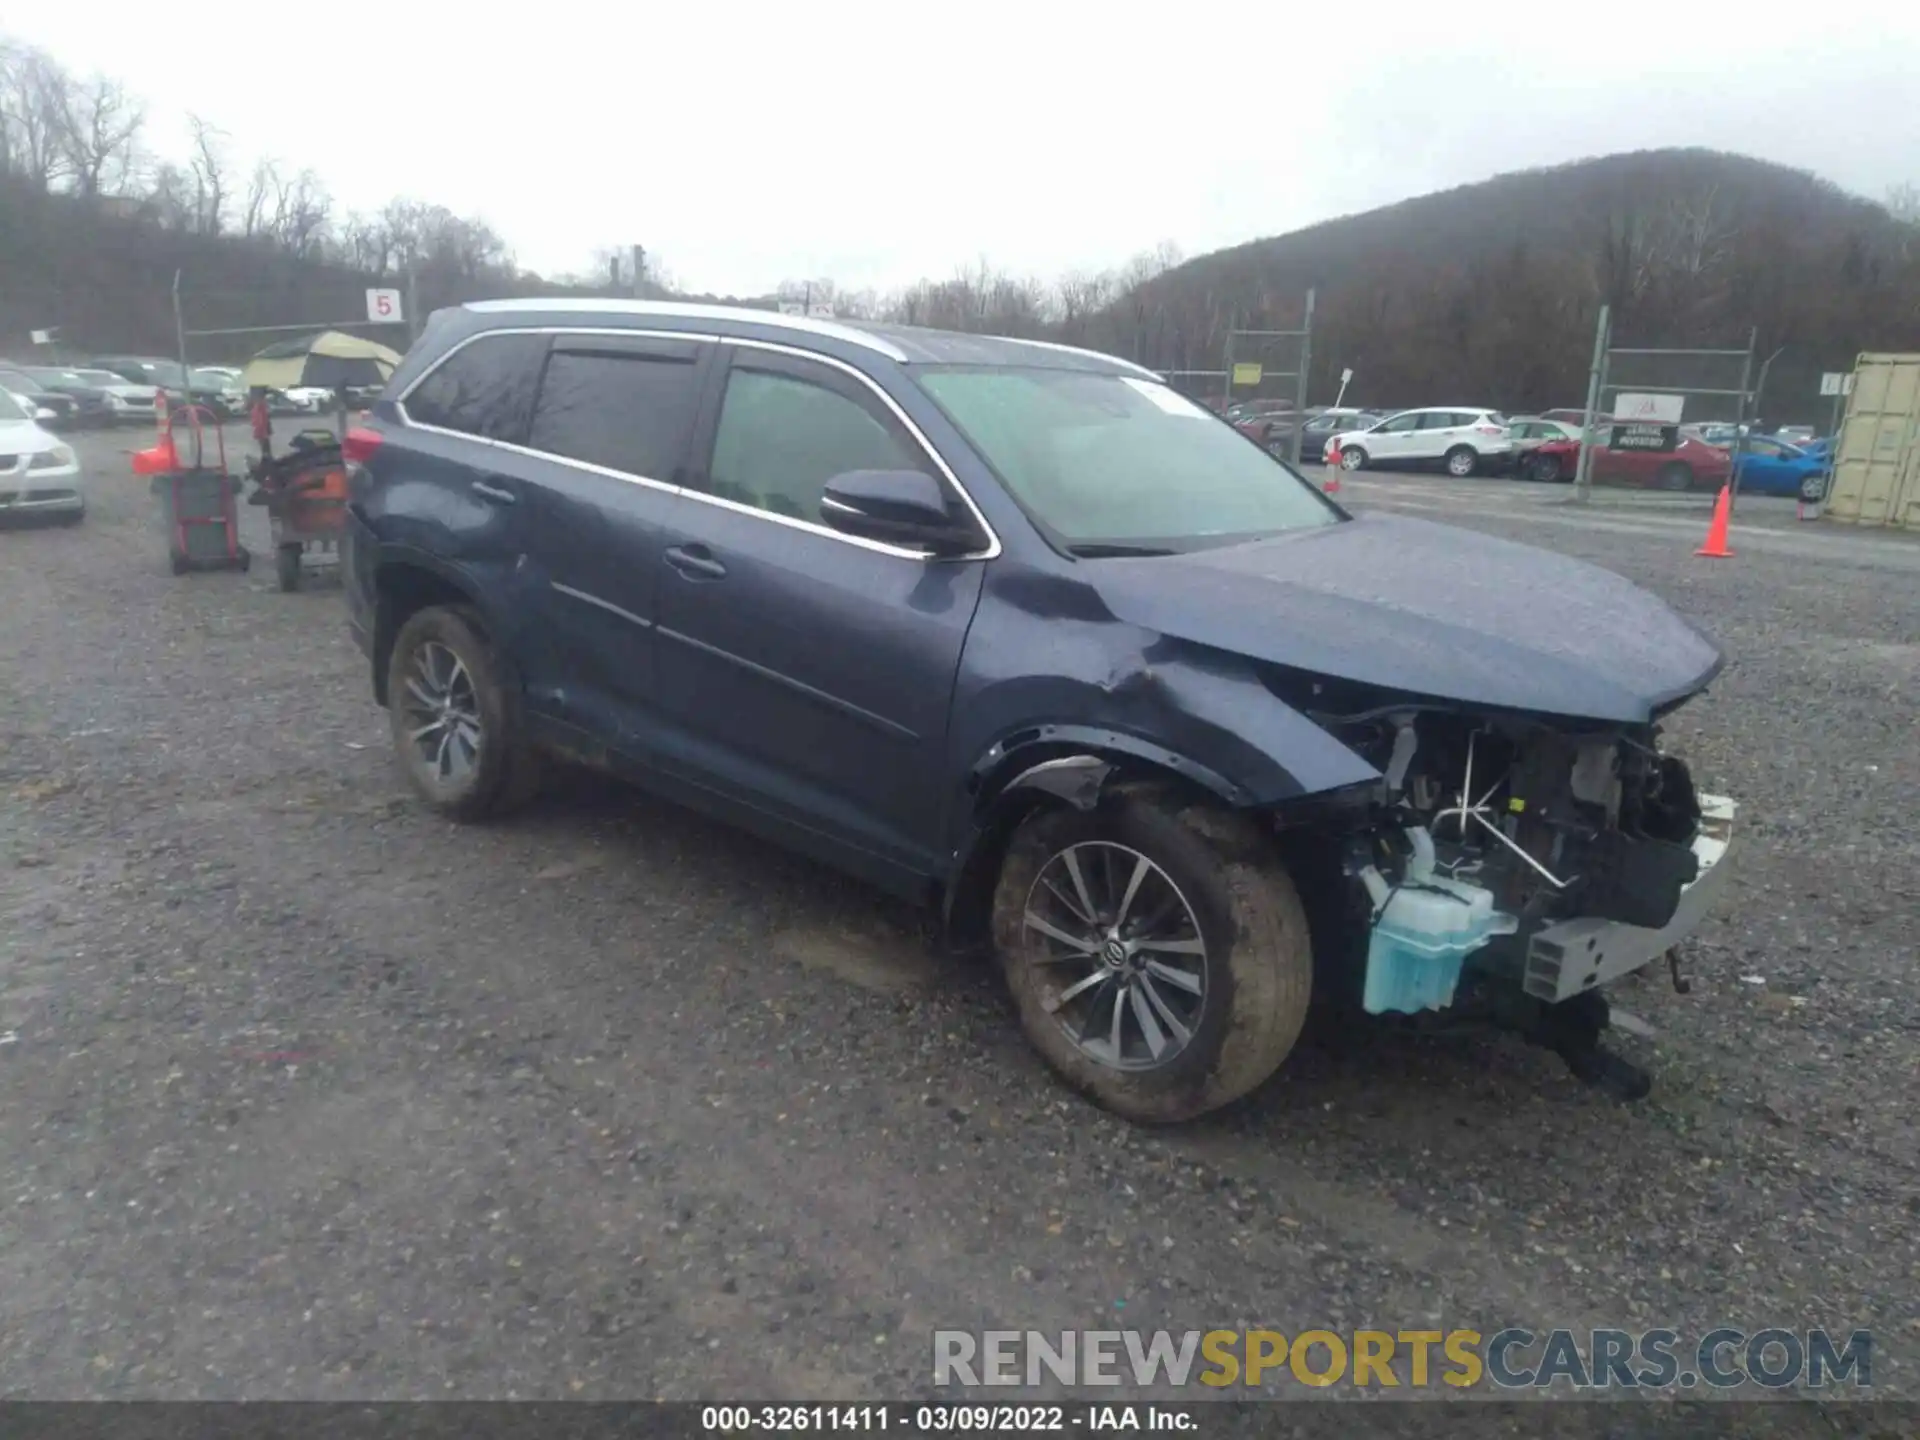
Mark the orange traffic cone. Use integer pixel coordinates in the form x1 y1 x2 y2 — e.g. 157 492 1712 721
1324 441 1342 494
1695 484 1734 558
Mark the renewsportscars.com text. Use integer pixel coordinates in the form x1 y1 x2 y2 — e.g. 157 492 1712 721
933 1327 1873 1391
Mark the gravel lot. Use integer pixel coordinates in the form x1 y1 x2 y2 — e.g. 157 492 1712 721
2 427 1915 1421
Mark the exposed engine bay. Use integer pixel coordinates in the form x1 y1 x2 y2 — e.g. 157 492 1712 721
1323 709 1735 1026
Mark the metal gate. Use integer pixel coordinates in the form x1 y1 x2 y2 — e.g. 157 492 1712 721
1221 290 1317 465
1570 306 1758 505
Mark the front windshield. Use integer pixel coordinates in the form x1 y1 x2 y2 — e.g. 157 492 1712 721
0 389 28 422
917 366 1341 551
192 369 234 387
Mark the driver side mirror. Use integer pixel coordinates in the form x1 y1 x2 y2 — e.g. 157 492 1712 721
820 469 984 556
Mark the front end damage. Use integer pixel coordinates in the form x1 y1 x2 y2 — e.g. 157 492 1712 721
1312 706 1735 1096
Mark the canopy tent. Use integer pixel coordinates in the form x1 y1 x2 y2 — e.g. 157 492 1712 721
241 331 403 393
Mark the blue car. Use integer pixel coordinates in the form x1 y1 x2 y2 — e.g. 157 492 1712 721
1733 436 1830 498
342 299 1738 1117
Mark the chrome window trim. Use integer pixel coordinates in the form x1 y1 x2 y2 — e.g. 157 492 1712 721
394 326 1002 564
461 297 910 362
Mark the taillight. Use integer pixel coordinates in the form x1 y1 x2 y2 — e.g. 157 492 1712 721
1475 424 1504 435
342 426 383 464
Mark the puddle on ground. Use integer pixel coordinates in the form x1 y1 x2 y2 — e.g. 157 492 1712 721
771 917 938 993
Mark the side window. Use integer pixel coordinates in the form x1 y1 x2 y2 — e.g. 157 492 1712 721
707 362 927 525
403 333 548 442
1380 413 1422 434
526 344 705 480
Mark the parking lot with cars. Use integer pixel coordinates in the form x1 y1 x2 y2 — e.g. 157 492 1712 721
2 394 1917 1416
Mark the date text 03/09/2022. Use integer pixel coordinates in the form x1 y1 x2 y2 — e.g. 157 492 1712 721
700 1405 1192 1432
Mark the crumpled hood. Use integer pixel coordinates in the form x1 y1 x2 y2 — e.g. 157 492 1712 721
1091 513 1723 723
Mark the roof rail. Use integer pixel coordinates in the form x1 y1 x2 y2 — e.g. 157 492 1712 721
461 298 909 362
989 336 1162 380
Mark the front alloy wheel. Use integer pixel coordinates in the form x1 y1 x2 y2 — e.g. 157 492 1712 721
993 790 1314 1123
1022 841 1208 1070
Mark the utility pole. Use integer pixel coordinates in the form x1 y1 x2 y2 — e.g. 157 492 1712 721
404 259 420 348
1725 328 1758 512
1571 304 1611 505
1222 311 1236 414
172 269 189 376
1289 288 1316 467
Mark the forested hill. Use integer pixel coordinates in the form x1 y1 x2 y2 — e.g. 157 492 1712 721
1066 149 1920 417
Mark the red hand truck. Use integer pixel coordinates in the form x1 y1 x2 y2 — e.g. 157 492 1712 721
133 395 252 576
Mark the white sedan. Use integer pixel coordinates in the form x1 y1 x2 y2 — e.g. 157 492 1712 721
1330 407 1514 477
70 368 163 424
0 388 84 524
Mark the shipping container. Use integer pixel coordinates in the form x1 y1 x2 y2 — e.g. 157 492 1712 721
1825 354 1920 530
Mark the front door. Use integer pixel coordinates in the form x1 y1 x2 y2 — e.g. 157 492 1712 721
1368 411 1424 459
651 344 988 885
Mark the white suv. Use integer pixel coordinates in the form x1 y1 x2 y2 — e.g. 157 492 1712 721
1331 407 1512 477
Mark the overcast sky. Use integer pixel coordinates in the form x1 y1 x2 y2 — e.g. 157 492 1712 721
11 2 1920 296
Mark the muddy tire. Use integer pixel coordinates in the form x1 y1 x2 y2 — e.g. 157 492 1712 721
991 787 1313 1124
385 604 541 822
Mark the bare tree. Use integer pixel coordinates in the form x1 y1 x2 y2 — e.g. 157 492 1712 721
144 160 195 228
186 113 227 234
339 210 394 275
268 166 331 256
240 157 277 237
0 42 73 190
1886 183 1920 227
54 74 144 196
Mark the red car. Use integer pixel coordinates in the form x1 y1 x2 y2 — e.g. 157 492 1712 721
1227 399 1299 446
1506 417 1732 491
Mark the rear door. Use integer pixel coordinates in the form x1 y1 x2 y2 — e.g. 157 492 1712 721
651 342 989 886
373 329 552 679
506 331 718 744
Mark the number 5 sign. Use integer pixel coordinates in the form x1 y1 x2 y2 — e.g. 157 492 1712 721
366 288 404 323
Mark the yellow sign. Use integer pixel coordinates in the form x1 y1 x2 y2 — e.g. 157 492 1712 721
1231 362 1263 387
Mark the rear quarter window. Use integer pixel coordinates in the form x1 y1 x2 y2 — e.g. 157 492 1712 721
403 333 550 443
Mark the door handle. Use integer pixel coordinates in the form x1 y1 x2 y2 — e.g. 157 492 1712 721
471 480 516 505
664 544 727 580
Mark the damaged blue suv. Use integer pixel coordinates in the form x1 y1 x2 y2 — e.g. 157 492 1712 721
342 300 1736 1123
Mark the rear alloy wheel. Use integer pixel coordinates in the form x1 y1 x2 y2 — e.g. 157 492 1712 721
1525 452 1563 484
386 604 543 821
1656 461 1695 492
993 788 1313 1124
1445 445 1478 478
1339 446 1367 472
